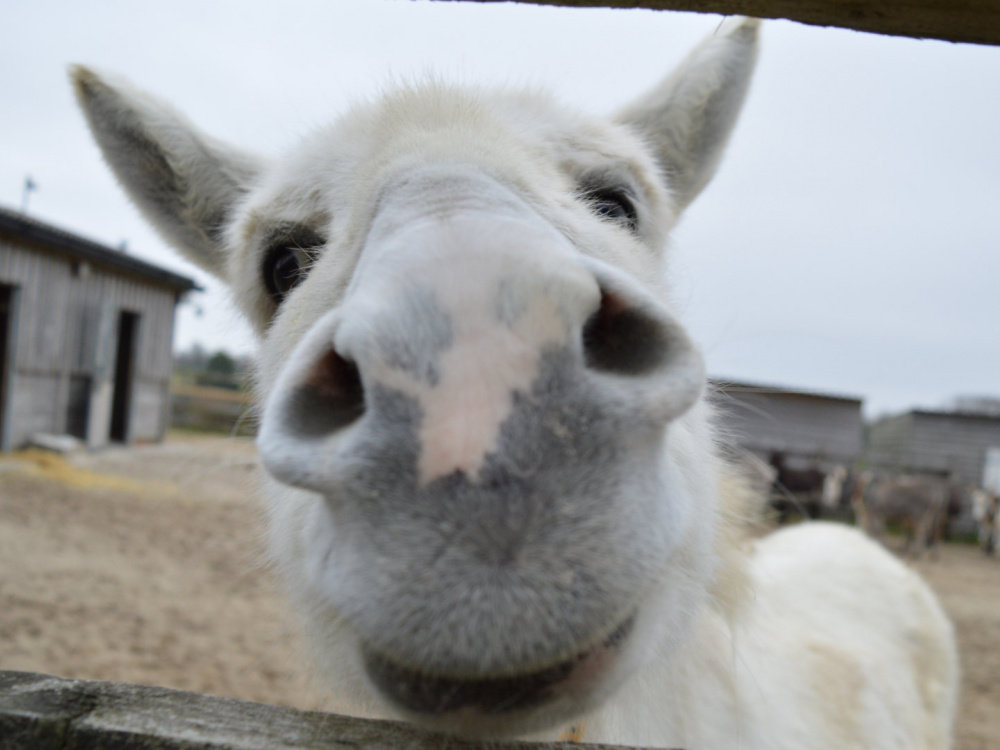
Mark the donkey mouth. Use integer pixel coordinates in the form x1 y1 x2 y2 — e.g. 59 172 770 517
362 613 636 719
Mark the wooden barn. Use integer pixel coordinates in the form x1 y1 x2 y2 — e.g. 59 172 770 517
709 379 864 471
0 206 196 451
867 408 1000 489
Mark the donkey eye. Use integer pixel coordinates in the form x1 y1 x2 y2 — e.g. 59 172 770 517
264 246 308 301
583 187 638 231
262 225 327 303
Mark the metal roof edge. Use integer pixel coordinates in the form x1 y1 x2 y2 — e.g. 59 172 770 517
0 206 200 293
870 407 1000 424
910 408 1000 422
708 376 864 405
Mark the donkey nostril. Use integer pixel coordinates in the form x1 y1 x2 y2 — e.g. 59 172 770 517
285 347 365 438
582 289 669 376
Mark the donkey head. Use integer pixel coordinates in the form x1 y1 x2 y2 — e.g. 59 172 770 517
73 17 758 738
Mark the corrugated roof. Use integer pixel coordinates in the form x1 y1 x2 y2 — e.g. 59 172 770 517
911 408 1000 423
0 206 199 293
870 407 1000 425
709 377 864 405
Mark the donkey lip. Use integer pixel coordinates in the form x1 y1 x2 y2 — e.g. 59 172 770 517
362 613 636 718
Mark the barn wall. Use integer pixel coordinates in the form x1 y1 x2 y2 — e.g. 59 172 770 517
710 386 863 466
869 412 1000 487
866 413 915 469
0 238 180 448
7 373 61 440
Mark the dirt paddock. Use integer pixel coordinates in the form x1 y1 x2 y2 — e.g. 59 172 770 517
1 434 998 748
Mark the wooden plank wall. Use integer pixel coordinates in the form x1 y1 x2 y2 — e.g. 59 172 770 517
0 239 178 447
711 387 864 465
869 411 1000 485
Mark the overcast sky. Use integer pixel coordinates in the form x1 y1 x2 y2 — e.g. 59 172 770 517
2 0 998 418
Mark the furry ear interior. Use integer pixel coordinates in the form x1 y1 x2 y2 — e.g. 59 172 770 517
71 65 263 279
617 17 759 212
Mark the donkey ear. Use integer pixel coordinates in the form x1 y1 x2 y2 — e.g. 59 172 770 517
71 66 262 279
616 17 759 212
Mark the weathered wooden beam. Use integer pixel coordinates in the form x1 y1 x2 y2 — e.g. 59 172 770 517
0 670 650 750
450 0 1000 46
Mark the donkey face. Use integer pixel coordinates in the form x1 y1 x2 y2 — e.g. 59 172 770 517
73 17 758 738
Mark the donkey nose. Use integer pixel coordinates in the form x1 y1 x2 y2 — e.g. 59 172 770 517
259 268 702 495
258 179 703 492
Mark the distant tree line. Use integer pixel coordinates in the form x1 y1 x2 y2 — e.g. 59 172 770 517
173 344 253 391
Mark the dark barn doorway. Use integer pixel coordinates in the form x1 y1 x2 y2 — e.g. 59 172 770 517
65 375 92 440
0 285 15 449
109 311 140 443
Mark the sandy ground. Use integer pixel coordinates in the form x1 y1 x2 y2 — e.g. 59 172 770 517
1 434 998 748
0 435 331 710
911 547 1000 750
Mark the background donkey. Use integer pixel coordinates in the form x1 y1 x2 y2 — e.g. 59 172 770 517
72 17 958 749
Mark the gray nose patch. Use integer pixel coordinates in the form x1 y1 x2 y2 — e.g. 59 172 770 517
370 287 453 387
350 344 609 517
328 344 664 675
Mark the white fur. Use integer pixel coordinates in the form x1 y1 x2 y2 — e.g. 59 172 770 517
571 523 957 749
72 17 958 748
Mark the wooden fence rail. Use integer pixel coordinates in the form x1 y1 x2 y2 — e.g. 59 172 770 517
0 670 651 750
456 0 1000 46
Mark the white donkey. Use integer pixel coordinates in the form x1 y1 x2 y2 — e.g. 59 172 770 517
72 18 958 749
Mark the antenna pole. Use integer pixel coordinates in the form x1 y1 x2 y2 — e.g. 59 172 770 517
21 176 38 213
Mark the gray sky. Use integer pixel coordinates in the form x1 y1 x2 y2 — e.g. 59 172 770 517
2 0 998 418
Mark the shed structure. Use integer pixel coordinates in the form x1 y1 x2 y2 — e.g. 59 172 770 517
867 409 1000 489
0 206 196 451
709 379 864 470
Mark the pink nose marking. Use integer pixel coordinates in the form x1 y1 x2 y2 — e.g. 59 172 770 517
339 203 600 486
416 292 566 484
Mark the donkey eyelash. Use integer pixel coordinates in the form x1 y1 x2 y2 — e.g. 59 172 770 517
262 230 326 302
576 180 641 233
